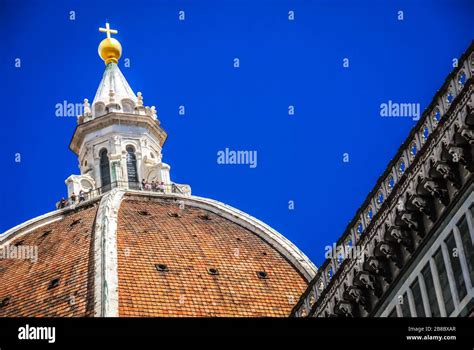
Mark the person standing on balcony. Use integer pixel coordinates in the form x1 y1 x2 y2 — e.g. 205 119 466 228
59 198 68 209
79 190 86 203
70 192 77 205
158 182 165 193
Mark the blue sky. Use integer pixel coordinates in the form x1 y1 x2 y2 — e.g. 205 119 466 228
0 0 473 266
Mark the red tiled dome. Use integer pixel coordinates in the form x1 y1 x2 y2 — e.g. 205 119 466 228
0 192 315 317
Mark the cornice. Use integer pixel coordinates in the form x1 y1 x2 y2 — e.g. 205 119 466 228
69 112 168 155
291 41 474 317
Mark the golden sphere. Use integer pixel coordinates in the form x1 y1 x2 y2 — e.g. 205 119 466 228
98 38 122 64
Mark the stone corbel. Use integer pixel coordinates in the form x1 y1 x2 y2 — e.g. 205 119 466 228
395 208 420 233
334 300 355 317
465 104 474 127
384 225 413 253
354 270 381 298
409 193 435 221
421 177 449 206
447 144 468 166
460 127 474 144
345 286 369 313
364 256 392 284
375 241 402 269
434 160 461 189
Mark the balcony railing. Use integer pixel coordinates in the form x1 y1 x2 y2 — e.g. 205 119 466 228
57 181 190 209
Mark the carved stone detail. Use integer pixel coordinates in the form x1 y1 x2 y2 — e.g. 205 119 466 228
292 44 474 318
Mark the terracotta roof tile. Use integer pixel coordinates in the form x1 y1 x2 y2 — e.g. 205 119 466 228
0 203 98 317
116 198 307 317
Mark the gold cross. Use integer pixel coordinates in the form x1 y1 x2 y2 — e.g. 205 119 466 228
99 22 118 39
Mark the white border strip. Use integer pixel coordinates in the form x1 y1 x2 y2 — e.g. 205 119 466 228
0 209 65 247
0 197 103 246
93 189 125 317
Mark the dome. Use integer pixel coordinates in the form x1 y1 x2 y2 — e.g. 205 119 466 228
0 21 317 318
0 190 316 317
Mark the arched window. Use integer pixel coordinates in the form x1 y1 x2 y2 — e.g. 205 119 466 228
99 149 111 192
126 146 139 189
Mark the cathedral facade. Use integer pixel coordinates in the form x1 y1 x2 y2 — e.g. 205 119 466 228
292 42 474 318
